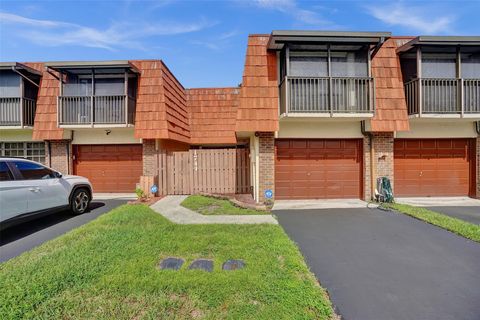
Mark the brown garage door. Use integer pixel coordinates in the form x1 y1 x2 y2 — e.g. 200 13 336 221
394 139 474 197
73 144 143 193
275 139 363 199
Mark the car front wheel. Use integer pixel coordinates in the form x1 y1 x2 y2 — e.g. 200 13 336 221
71 188 91 215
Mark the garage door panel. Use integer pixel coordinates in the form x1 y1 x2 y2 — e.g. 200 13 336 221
275 139 362 199
394 139 471 197
74 144 142 193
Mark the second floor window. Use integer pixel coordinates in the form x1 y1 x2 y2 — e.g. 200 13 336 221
288 49 368 78
63 76 125 96
422 53 456 78
0 71 21 97
461 52 480 79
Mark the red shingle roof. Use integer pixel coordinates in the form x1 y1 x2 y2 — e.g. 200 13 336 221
131 60 190 143
187 87 239 145
236 35 278 132
370 38 411 132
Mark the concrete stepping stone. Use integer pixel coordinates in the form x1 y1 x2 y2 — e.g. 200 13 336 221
159 257 184 270
222 259 245 271
188 259 214 272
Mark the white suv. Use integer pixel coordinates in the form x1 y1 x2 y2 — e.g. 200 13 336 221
0 158 93 230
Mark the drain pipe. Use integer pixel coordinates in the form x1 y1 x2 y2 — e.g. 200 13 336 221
476 121 480 135
361 121 375 201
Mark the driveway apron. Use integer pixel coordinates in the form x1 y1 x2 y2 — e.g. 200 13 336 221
275 207 480 320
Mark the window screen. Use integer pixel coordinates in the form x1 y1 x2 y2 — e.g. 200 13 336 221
0 161 13 181
95 78 124 95
289 54 328 77
422 54 456 78
461 53 480 79
0 71 21 97
14 161 54 180
330 51 368 77
63 78 92 96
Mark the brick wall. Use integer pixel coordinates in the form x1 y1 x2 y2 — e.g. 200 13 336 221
364 133 394 201
47 140 71 174
258 132 275 203
143 139 157 176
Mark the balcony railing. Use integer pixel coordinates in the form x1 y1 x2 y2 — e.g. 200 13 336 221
58 95 135 126
404 78 480 116
0 97 36 127
280 76 374 116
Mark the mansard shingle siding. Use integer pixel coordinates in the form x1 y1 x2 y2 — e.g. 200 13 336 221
370 38 410 132
236 35 279 132
187 87 239 145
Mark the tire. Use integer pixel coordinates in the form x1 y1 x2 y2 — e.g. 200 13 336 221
70 188 91 215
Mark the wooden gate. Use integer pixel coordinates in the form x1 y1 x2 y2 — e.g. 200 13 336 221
157 148 251 195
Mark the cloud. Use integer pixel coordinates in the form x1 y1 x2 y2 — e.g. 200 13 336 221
0 12 215 51
253 0 334 27
365 3 455 34
191 29 240 51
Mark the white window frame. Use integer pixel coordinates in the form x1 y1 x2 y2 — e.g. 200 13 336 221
1 142 46 164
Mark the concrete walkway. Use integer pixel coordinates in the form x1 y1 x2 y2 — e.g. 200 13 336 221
272 199 372 210
150 196 278 225
396 197 480 207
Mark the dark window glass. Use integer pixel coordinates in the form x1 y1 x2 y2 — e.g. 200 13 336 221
0 161 13 181
14 161 54 180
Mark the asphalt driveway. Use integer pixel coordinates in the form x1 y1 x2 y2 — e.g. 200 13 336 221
427 206 480 225
0 199 127 263
275 207 480 320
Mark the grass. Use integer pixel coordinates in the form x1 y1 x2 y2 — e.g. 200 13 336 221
0 204 333 320
181 195 269 216
387 203 480 243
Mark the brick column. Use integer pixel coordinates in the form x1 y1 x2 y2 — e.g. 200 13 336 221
47 140 72 174
142 139 157 176
258 132 275 204
364 132 394 201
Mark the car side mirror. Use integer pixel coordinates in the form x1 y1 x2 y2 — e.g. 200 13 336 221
54 171 63 178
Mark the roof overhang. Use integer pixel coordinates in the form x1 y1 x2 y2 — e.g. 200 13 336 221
397 36 480 54
44 60 140 74
0 62 42 77
267 30 392 50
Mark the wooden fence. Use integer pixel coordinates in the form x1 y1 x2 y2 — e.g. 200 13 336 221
157 148 251 195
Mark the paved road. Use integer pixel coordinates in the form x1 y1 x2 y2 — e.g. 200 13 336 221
275 207 480 320
0 199 127 263
427 206 480 225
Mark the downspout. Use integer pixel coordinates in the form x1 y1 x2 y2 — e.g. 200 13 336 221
67 130 74 174
48 141 52 167
476 121 480 136
361 121 375 201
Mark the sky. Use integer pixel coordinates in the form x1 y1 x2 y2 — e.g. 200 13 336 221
1 0 479 88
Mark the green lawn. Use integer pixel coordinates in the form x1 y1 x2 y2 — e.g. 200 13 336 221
0 205 333 319
387 203 480 243
181 195 269 216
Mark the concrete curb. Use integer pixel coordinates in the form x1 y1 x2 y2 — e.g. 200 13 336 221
150 196 278 225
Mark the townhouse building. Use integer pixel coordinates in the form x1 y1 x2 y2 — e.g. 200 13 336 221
1 31 479 203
